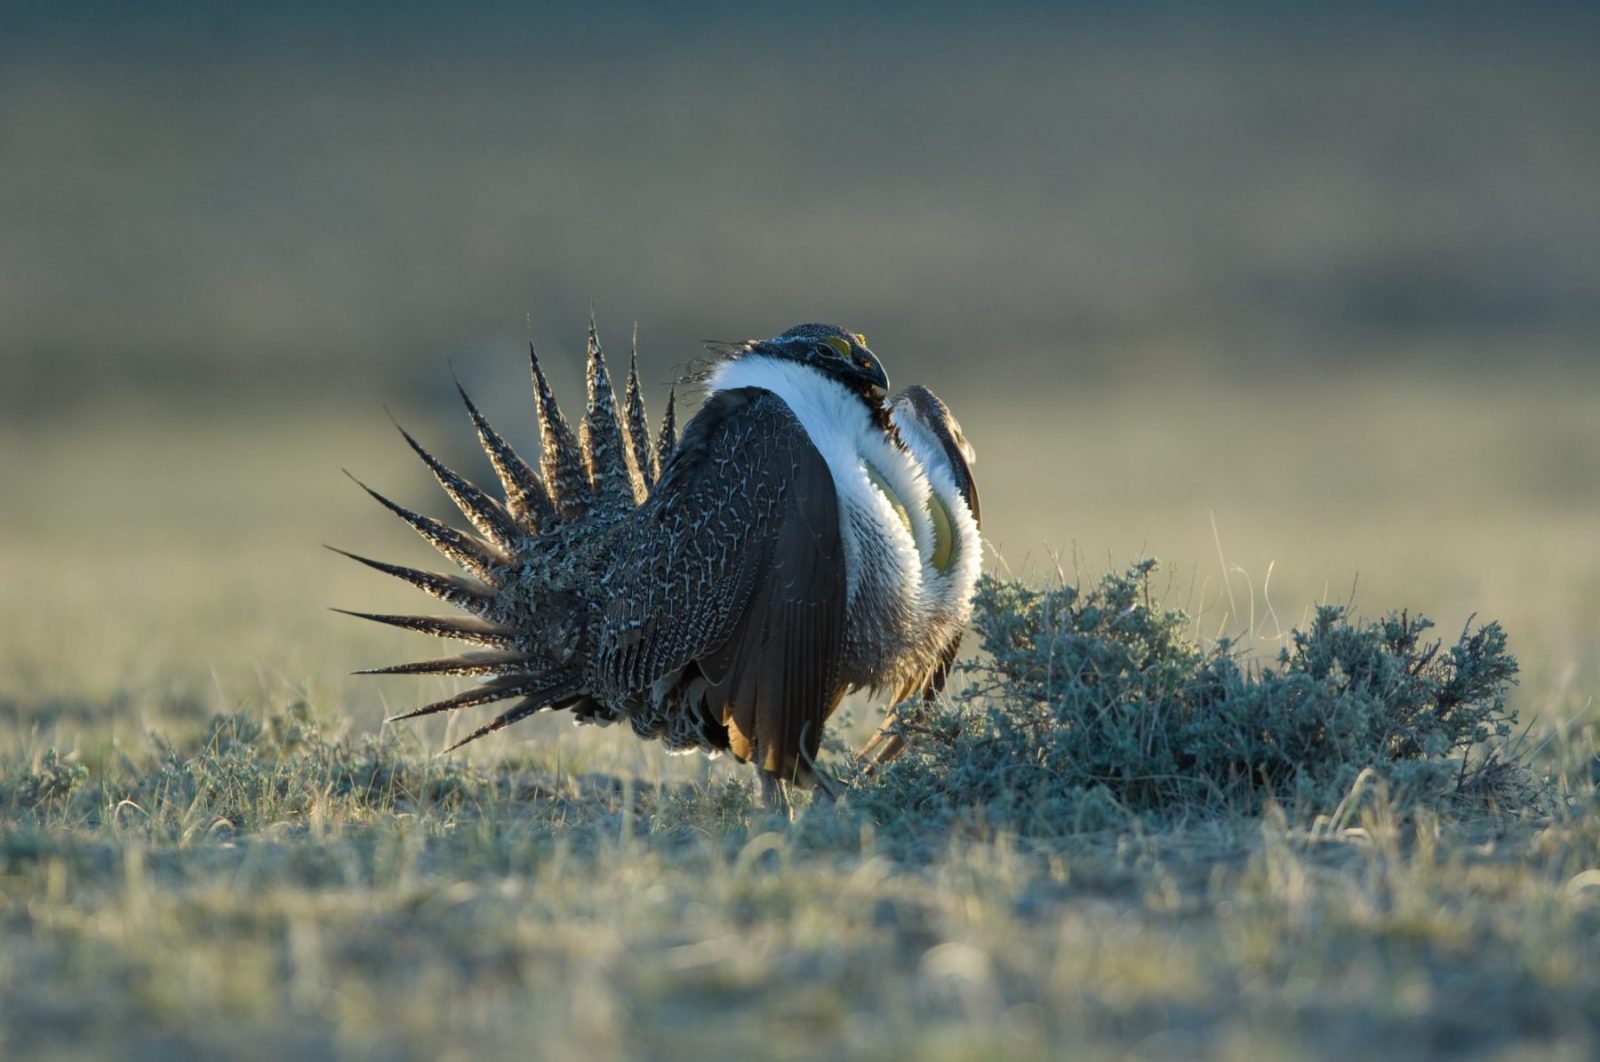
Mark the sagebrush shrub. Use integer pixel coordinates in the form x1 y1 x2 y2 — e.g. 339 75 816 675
860 560 1530 832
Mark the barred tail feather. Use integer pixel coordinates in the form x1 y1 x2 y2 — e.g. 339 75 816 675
581 312 641 510
325 545 498 615
343 471 503 581
442 690 581 753
529 339 591 519
386 671 572 723
453 379 556 532
330 609 519 647
392 422 520 548
354 650 535 677
624 326 658 485
657 386 679 460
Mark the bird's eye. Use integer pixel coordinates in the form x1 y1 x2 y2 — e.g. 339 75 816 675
821 336 852 358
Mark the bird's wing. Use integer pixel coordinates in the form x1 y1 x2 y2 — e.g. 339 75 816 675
597 386 847 780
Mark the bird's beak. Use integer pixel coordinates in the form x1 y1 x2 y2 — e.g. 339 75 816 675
853 350 889 397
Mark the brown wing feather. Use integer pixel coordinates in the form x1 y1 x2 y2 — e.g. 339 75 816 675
698 470 847 779
597 387 846 781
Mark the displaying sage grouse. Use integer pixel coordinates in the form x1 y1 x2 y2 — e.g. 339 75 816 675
337 320 981 805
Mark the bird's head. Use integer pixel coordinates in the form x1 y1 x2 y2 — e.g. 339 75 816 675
709 323 889 403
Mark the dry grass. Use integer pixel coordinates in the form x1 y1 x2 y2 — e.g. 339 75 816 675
3 371 1598 1058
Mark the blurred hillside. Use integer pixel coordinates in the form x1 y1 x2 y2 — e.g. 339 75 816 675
3 3 1598 413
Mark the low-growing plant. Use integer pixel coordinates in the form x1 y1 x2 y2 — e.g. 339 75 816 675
858 560 1533 833
8 747 88 808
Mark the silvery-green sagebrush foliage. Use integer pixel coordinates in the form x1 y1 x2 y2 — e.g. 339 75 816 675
862 560 1530 831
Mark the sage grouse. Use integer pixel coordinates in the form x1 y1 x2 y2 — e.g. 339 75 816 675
337 321 981 804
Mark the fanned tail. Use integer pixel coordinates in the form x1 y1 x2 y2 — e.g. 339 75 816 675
341 315 680 752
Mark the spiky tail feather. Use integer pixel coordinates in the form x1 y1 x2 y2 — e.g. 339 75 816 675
453 378 556 531
529 338 590 520
326 542 488 597
385 669 580 723
391 421 520 548
624 325 658 485
581 310 641 510
657 387 678 460
341 471 504 581
330 609 519 647
354 649 535 677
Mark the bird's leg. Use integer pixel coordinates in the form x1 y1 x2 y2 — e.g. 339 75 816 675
795 739 845 804
808 766 843 805
758 770 791 817
856 702 913 773
866 730 907 769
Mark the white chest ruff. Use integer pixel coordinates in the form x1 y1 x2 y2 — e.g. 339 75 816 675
892 409 983 643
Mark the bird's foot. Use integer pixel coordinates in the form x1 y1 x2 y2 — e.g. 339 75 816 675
758 772 792 818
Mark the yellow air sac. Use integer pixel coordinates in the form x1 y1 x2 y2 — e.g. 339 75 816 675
864 462 913 537
925 491 957 574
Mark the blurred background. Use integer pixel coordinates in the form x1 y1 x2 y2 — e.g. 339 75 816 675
3 2 1596 756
